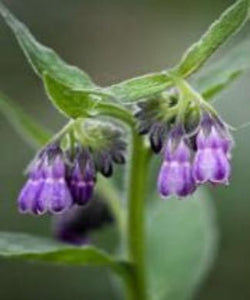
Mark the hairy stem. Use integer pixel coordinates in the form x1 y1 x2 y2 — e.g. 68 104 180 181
96 103 135 128
126 131 148 300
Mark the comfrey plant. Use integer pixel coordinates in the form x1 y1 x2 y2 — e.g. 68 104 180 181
0 1 250 299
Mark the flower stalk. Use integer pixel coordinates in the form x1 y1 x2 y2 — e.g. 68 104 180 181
126 131 149 300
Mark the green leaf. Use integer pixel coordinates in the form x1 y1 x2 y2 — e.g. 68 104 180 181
193 39 250 99
44 74 135 123
0 232 128 276
107 72 172 103
147 188 217 300
173 0 249 78
0 93 51 148
44 74 99 119
0 1 95 90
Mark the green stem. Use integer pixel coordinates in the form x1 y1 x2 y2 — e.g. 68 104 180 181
95 103 135 128
126 131 148 300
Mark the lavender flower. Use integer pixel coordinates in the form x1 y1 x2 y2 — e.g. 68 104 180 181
69 150 96 206
18 145 73 215
192 113 233 185
157 126 196 198
17 120 127 215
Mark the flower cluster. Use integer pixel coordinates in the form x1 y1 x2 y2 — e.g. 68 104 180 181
158 112 233 198
135 94 177 153
136 102 234 198
18 122 126 215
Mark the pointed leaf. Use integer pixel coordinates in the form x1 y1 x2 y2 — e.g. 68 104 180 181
44 74 135 123
0 93 51 148
107 72 172 103
43 74 98 118
0 2 95 90
193 39 250 99
147 188 218 300
0 232 129 276
173 0 249 78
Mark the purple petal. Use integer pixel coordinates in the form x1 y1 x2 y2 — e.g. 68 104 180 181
49 179 73 213
38 178 73 214
193 149 216 183
174 140 191 162
52 155 66 179
157 161 195 198
177 163 196 196
193 148 230 184
211 149 231 184
70 180 94 205
196 130 207 150
18 179 43 213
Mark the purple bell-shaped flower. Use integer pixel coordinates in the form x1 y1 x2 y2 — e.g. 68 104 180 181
157 126 196 198
18 146 73 215
69 150 96 206
192 113 233 185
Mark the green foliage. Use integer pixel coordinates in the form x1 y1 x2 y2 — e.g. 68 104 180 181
0 2 95 90
0 232 128 276
44 74 99 118
147 189 217 300
1 0 249 114
173 0 249 78
0 93 51 147
107 72 172 103
193 40 250 99
0 0 249 299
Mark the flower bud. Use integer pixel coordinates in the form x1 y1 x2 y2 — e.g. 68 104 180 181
68 150 96 206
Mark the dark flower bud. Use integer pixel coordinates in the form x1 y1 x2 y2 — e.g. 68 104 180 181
94 151 113 177
149 122 168 154
68 150 96 206
134 93 178 153
76 120 127 177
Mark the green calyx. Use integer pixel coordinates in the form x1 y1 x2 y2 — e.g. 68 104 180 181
60 118 125 153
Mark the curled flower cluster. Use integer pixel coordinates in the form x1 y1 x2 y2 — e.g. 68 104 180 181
155 112 233 198
135 96 176 153
18 125 126 215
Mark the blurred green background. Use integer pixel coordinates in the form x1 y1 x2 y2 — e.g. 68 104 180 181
1 0 250 299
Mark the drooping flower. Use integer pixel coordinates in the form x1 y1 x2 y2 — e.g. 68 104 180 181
53 196 113 245
192 113 233 185
157 126 196 198
18 120 127 215
68 149 96 206
18 145 73 215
